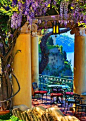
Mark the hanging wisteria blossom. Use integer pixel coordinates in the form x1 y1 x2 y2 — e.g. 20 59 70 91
11 0 53 28
11 12 18 29
10 0 86 29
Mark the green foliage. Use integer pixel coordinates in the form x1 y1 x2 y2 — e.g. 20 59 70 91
59 45 63 53
79 3 86 13
63 51 67 60
55 45 59 48
45 65 50 70
41 29 48 35
56 0 63 5
47 37 53 45
64 61 68 64
52 71 59 76
0 112 12 120
0 14 9 36
47 45 58 50
64 61 71 70
0 0 13 17
0 115 24 121
78 22 86 28
0 0 19 36
39 41 64 55
9 115 23 121
39 44 41 53
39 44 56 53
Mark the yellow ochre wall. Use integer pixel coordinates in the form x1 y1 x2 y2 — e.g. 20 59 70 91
13 33 32 108
31 36 39 95
74 35 86 97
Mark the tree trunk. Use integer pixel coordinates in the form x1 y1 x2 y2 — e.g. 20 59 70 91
0 76 3 106
6 73 12 98
39 31 53 74
6 73 13 109
1 74 8 109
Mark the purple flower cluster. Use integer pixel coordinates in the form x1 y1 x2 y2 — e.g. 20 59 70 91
11 0 52 28
10 0 86 29
7 64 10 68
0 43 3 47
12 0 17 6
18 1 23 12
11 12 22 29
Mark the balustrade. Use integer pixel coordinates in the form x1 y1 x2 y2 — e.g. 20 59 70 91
39 74 73 92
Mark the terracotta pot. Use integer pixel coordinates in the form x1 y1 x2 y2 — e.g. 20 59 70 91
0 110 10 115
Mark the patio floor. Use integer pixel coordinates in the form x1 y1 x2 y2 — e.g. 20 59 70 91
32 94 86 121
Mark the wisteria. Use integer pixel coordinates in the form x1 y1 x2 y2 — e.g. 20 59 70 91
25 0 30 15
9 0 86 29
0 0 86 29
12 0 17 6
18 1 23 12
64 1 69 19
60 2 64 17
11 12 18 29
83 15 86 24
0 43 3 48
10 0 53 28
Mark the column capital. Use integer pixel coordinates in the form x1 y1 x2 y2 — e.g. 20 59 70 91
30 19 38 37
30 23 38 37
79 27 86 36
21 19 38 35
70 27 86 36
37 29 42 36
21 22 31 34
21 19 42 36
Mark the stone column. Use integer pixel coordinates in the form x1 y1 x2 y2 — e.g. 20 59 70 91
71 27 86 98
13 22 32 108
31 20 39 95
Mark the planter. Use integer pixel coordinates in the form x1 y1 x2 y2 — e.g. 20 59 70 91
0 110 10 115
0 110 12 120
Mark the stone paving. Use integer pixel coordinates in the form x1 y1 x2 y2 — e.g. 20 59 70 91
32 94 86 121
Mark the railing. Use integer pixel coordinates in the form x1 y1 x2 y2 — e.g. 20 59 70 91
39 74 73 92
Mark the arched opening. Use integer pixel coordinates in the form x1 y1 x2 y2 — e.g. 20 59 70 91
39 28 74 78
38 26 74 93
